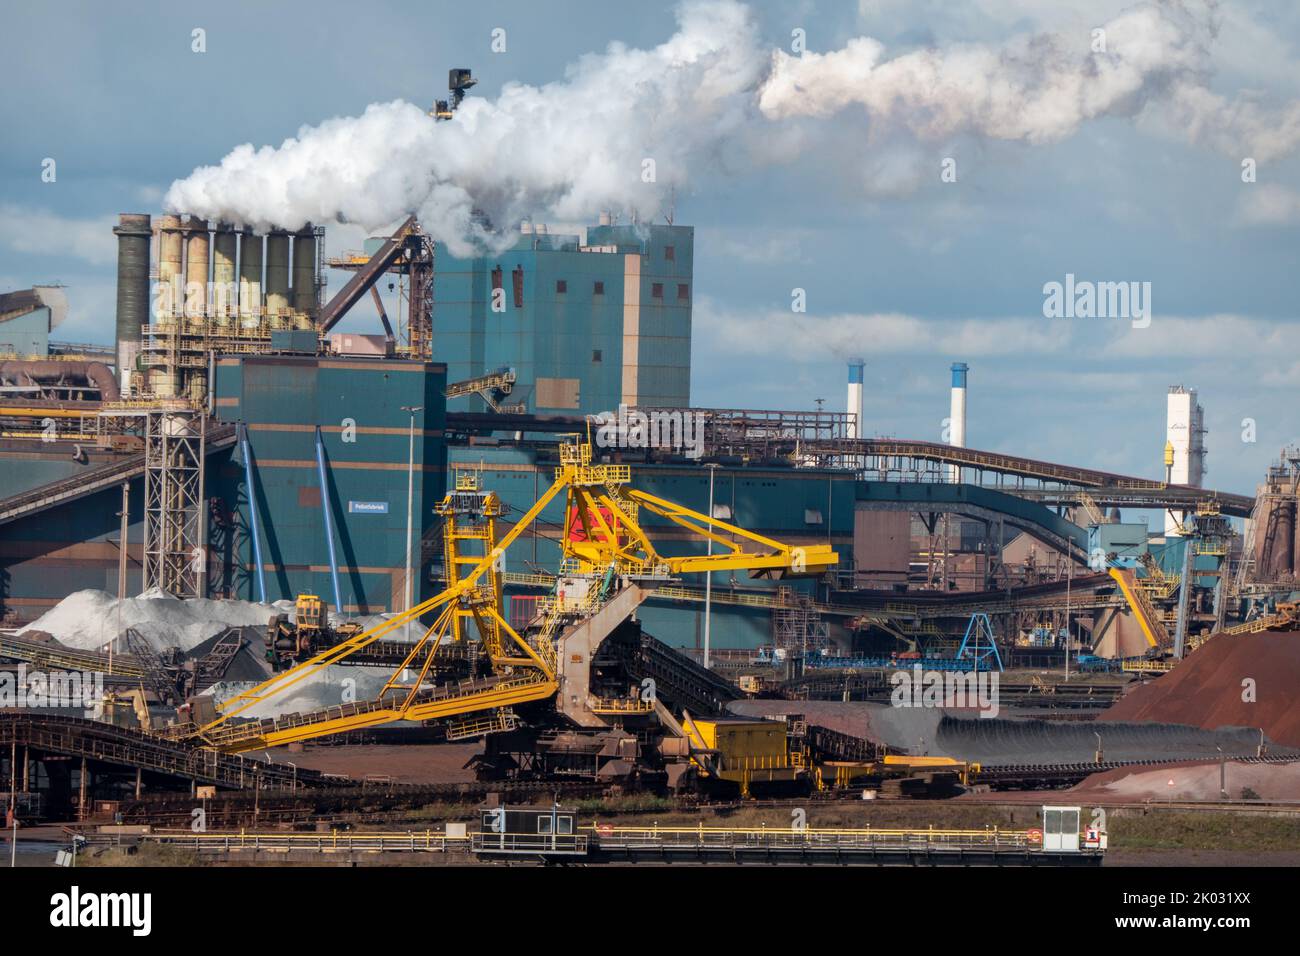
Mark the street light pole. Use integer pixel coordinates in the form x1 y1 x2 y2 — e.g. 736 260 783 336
401 406 423 641
703 464 719 670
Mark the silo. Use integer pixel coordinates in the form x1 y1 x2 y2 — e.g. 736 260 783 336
184 218 211 320
112 213 151 392
238 229 264 329
212 224 238 327
292 225 318 329
265 231 291 326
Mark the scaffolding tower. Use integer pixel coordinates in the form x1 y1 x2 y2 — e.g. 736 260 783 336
772 586 830 655
142 406 206 597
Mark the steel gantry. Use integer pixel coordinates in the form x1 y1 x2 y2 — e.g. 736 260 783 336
188 437 838 752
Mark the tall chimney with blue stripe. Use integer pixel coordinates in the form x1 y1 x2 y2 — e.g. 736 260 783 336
949 362 968 482
846 358 864 439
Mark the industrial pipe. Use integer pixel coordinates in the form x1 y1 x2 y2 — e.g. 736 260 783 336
314 425 344 613
0 360 120 401
238 422 268 603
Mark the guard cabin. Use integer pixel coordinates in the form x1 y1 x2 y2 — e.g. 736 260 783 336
473 805 587 857
1041 805 1107 853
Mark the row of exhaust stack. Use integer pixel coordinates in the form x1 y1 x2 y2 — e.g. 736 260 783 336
113 212 321 393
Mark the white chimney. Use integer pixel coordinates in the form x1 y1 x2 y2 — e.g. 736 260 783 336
846 359 864 439
1165 385 1206 535
949 362 968 482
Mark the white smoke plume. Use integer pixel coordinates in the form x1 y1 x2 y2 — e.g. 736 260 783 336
164 0 767 254
759 3 1211 142
165 0 1300 251
760 0 1300 161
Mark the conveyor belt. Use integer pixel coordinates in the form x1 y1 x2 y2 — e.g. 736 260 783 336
0 422 236 526
0 632 145 678
598 626 741 717
0 711 339 790
197 672 556 752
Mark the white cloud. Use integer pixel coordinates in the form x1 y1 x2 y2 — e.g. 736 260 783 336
0 204 117 267
696 296 1300 373
1235 182 1300 225
702 228 813 264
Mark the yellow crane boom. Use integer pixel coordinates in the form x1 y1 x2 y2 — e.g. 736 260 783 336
190 437 838 752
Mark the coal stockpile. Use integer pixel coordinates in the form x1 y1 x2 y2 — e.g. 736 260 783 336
1102 631 1300 748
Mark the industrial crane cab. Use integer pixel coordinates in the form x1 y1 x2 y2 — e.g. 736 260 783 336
295 594 326 631
266 594 365 670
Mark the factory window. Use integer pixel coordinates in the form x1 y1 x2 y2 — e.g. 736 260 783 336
593 281 605 295
665 245 675 261
677 283 690 302
592 349 602 363
556 279 567 294
651 283 663 299
512 266 524 308
804 509 824 525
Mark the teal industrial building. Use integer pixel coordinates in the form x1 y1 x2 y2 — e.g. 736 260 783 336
432 221 693 415
0 287 65 356
209 353 448 612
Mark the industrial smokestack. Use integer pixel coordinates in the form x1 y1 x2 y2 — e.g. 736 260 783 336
846 358 864 439
213 223 237 326
238 229 263 328
265 231 291 324
112 213 151 392
184 217 211 319
1165 385 1206 535
292 224 317 324
156 215 184 324
949 362 968 483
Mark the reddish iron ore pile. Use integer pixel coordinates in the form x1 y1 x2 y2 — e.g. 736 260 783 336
1102 631 1300 747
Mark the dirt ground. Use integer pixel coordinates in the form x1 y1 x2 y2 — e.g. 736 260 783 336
252 742 482 784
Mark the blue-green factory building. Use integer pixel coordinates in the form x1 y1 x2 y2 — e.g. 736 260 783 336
432 221 693 415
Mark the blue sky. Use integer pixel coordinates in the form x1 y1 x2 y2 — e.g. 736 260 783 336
1 0 1297 499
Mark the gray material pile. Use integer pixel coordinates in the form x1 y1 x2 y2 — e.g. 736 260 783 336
18 588 287 654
